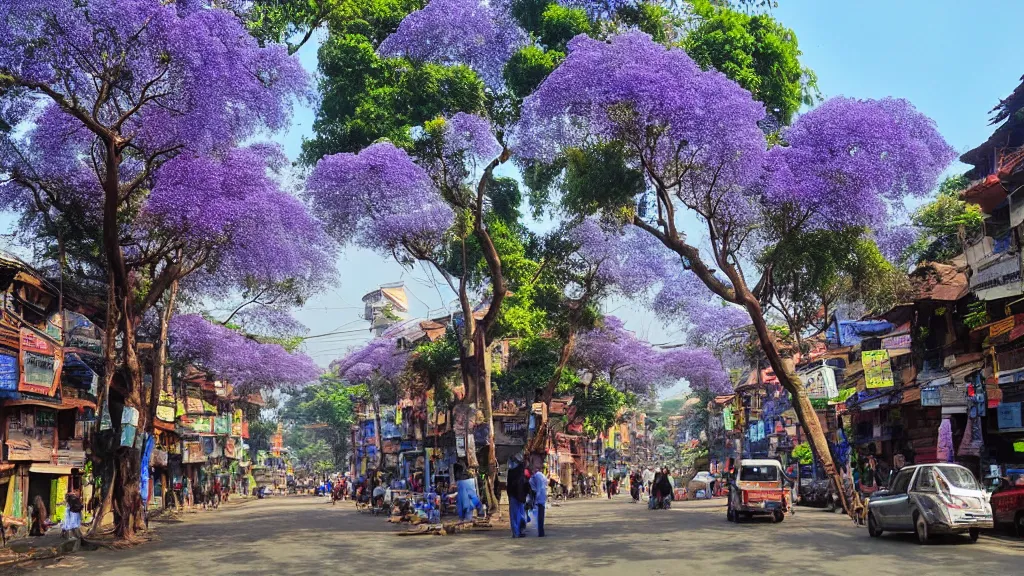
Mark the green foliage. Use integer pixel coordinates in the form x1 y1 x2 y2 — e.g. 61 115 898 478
508 0 554 34
561 143 647 216
245 0 421 54
616 2 675 43
683 0 817 124
762 226 909 336
659 398 687 417
964 300 989 330
905 175 982 264
494 336 577 399
302 31 486 162
792 441 813 465
504 45 564 99
412 327 460 393
571 378 627 437
538 4 591 51
281 375 359 466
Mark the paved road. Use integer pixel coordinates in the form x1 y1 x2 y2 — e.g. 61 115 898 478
12 495 1024 575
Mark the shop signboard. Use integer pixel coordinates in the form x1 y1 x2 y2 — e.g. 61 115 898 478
863 350 895 389
799 365 839 399
182 440 205 463
20 328 62 396
55 449 86 468
493 415 527 446
997 402 1023 430
881 333 912 350
0 350 18 391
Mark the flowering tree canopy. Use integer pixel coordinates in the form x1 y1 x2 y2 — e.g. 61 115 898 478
574 316 728 396
378 0 527 88
169 314 320 391
307 142 451 260
332 338 409 386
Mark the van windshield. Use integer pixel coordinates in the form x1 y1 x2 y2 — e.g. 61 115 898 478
740 465 779 482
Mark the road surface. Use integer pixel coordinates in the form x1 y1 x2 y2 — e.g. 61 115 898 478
13 495 1024 575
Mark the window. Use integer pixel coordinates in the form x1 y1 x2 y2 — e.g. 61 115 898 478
936 466 980 490
914 467 936 492
890 469 913 494
740 465 779 482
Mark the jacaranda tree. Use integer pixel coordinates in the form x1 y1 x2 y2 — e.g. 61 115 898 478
0 0 312 538
514 32 955 515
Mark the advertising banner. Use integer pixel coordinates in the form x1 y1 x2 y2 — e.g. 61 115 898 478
800 365 839 399
863 350 895 389
20 328 62 396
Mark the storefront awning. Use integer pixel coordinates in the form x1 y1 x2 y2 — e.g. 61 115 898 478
29 463 72 475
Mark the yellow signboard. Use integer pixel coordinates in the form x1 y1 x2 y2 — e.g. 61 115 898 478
863 350 894 389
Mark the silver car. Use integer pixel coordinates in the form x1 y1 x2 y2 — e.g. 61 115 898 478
867 463 993 544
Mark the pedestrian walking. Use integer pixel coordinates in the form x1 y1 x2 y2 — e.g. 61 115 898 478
506 455 529 538
529 465 548 537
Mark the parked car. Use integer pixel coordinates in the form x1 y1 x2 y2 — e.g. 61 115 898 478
989 470 1024 537
867 463 992 544
727 459 787 523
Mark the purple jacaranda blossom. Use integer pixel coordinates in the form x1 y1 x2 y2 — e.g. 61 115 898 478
874 224 917 265
513 32 767 203
379 0 527 89
653 269 750 346
574 316 727 396
170 314 320 391
660 347 732 395
306 142 454 258
761 97 956 233
570 217 676 297
0 1 309 155
331 338 409 385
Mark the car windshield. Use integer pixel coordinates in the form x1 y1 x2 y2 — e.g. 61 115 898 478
740 465 779 481
937 467 980 490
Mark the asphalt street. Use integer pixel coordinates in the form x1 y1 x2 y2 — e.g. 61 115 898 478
10 495 1024 575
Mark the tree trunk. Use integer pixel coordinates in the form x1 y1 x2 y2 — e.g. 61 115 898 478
527 332 577 457
87 272 119 537
147 280 177 433
478 337 499 516
372 399 383 472
86 463 116 537
740 292 857 517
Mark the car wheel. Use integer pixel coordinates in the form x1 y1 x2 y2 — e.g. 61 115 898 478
968 528 980 543
773 510 784 523
867 512 882 538
1016 512 1024 539
914 512 929 545
832 496 844 514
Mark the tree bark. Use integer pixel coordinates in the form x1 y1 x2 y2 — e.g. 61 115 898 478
147 279 177 433
738 291 856 517
526 331 577 457
86 463 116 537
478 337 499 516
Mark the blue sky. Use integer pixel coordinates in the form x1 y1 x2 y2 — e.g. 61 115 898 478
3 0 1022 395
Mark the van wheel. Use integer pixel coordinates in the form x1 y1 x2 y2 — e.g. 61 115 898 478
914 512 929 545
968 528 980 542
773 510 784 523
867 512 882 538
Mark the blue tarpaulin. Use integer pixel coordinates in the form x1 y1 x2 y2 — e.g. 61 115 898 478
826 320 895 346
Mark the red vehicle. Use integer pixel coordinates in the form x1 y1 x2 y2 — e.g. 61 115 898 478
989 471 1024 537
726 459 788 523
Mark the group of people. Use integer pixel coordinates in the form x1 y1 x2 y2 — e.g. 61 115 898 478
626 467 675 509
505 454 548 538
174 476 227 510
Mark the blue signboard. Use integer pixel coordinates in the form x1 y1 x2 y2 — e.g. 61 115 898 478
0 352 17 391
998 402 1023 430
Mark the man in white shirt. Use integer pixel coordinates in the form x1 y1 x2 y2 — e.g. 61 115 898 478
528 465 548 537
